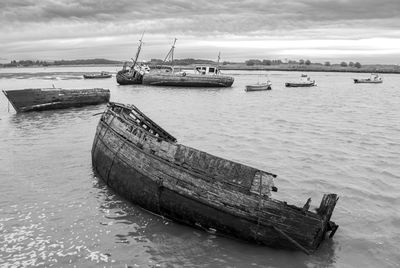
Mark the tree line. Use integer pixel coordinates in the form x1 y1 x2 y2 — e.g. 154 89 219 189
0 59 122 67
245 59 362 68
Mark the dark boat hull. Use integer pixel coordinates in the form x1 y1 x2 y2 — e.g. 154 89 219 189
353 79 383 84
3 88 110 113
285 82 316 87
91 103 338 253
116 70 143 85
83 74 112 79
142 73 234 87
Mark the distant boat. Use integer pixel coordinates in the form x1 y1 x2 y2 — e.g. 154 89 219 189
3 88 110 113
142 40 234 87
116 33 150 85
92 102 339 253
353 74 383 84
83 71 112 79
285 75 316 87
245 80 272 92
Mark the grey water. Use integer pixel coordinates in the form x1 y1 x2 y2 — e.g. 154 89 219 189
0 67 399 267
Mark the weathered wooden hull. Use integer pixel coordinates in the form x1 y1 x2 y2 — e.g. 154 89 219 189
142 73 234 87
2 88 110 113
116 70 143 85
245 84 272 91
353 79 383 84
285 82 316 87
91 103 338 253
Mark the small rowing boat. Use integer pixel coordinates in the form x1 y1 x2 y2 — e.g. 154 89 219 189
83 71 112 79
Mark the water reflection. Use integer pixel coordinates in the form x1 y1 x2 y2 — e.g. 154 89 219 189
8 105 105 130
91 171 338 267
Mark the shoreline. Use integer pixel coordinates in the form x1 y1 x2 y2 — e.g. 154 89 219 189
219 64 400 74
2 63 400 75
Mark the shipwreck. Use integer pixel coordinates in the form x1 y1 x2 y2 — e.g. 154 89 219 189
91 102 338 253
3 88 110 113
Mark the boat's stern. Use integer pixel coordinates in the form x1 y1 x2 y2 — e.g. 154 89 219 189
313 193 339 248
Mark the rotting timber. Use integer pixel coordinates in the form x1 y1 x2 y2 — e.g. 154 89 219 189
3 88 110 113
91 102 339 253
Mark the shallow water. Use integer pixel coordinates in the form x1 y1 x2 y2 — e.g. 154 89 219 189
0 66 399 267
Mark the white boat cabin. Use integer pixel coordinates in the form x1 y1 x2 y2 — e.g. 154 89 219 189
194 65 221 75
369 74 382 81
300 75 313 82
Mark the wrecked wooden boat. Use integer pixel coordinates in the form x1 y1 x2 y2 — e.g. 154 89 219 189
143 65 234 87
91 102 339 253
116 34 149 85
2 88 110 113
142 40 234 87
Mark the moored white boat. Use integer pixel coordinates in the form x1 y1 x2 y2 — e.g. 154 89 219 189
245 81 272 91
353 74 383 84
285 74 316 87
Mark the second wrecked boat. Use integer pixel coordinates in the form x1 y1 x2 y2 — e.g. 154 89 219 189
3 88 110 113
91 102 339 253
142 40 234 87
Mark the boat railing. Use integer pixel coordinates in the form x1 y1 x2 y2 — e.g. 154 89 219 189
108 102 177 142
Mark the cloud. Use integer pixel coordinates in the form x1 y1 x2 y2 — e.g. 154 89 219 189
0 0 399 63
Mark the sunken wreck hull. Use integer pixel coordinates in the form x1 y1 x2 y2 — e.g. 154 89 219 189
142 73 234 87
116 70 143 85
91 102 338 253
3 88 110 113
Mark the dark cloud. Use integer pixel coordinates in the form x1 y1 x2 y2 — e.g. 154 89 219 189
1 0 399 28
1 0 399 62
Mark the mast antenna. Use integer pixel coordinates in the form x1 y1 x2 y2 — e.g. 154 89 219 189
132 31 145 69
163 38 177 66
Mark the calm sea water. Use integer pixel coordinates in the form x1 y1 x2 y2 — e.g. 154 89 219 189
0 66 399 268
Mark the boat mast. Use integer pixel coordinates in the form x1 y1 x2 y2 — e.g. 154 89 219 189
217 52 221 74
163 38 177 67
131 32 145 69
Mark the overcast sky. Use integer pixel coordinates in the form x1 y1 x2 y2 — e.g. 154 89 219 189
1 0 400 64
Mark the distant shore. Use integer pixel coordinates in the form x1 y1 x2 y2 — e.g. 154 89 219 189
219 63 400 74
1 60 400 74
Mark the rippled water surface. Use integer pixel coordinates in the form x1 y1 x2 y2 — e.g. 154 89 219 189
0 67 399 267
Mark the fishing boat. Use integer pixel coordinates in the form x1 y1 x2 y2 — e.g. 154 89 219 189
245 81 272 92
91 102 339 253
285 75 316 87
83 71 112 79
142 40 234 87
353 74 383 84
116 34 150 85
3 88 110 113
